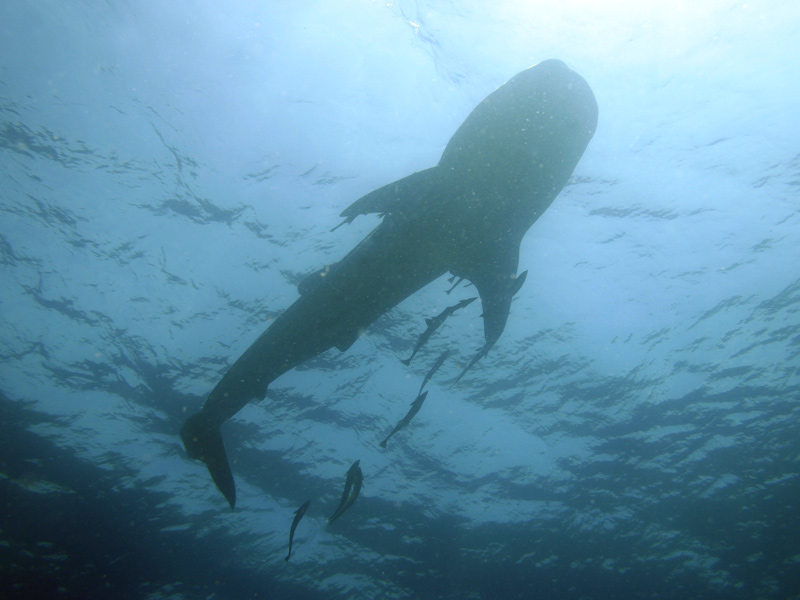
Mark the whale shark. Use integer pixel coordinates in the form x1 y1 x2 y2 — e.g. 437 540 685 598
180 59 598 508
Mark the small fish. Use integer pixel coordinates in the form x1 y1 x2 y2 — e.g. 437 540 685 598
285 499 311 562
401 297 476 366
330 217 353 232
445 276 464 294
328 460 363 523
379 390 429 449
337 469 362 520
418 349 450 395
453 343 490 384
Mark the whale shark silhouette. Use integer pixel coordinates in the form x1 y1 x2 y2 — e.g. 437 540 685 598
180 59 598 508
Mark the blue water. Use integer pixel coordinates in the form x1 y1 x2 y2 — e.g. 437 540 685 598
2 2 799 599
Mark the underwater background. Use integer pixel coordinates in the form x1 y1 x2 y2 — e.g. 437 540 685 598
1 1 799 599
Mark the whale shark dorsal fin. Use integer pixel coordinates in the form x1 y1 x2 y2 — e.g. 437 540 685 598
339 167 440 222
425 318 434 326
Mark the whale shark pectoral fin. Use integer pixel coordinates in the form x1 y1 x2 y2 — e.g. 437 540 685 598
339 166 440 221
454 260 525 385
181 412 236 509
467 247 522 349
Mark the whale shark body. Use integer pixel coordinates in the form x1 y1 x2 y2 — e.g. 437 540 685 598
180 59 598 508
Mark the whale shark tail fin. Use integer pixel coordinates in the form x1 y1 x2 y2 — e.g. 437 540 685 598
400 357 412 367
181 412 236 509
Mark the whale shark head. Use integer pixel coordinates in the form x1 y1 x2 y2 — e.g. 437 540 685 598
439 58 598 234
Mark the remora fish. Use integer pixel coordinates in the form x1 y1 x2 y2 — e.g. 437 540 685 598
445 276 465 295
379 390 429 449
401 297 476 366
285 499 311 562
328 460 363 523
418 349 450 396
180 60 598 507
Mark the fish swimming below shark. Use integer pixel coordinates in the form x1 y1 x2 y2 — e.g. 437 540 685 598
379 390 429 449
380 350 447 448
285 499 311 562
328 460 363 523
401 298 476 366
180 59 598 508
418 349 450 396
